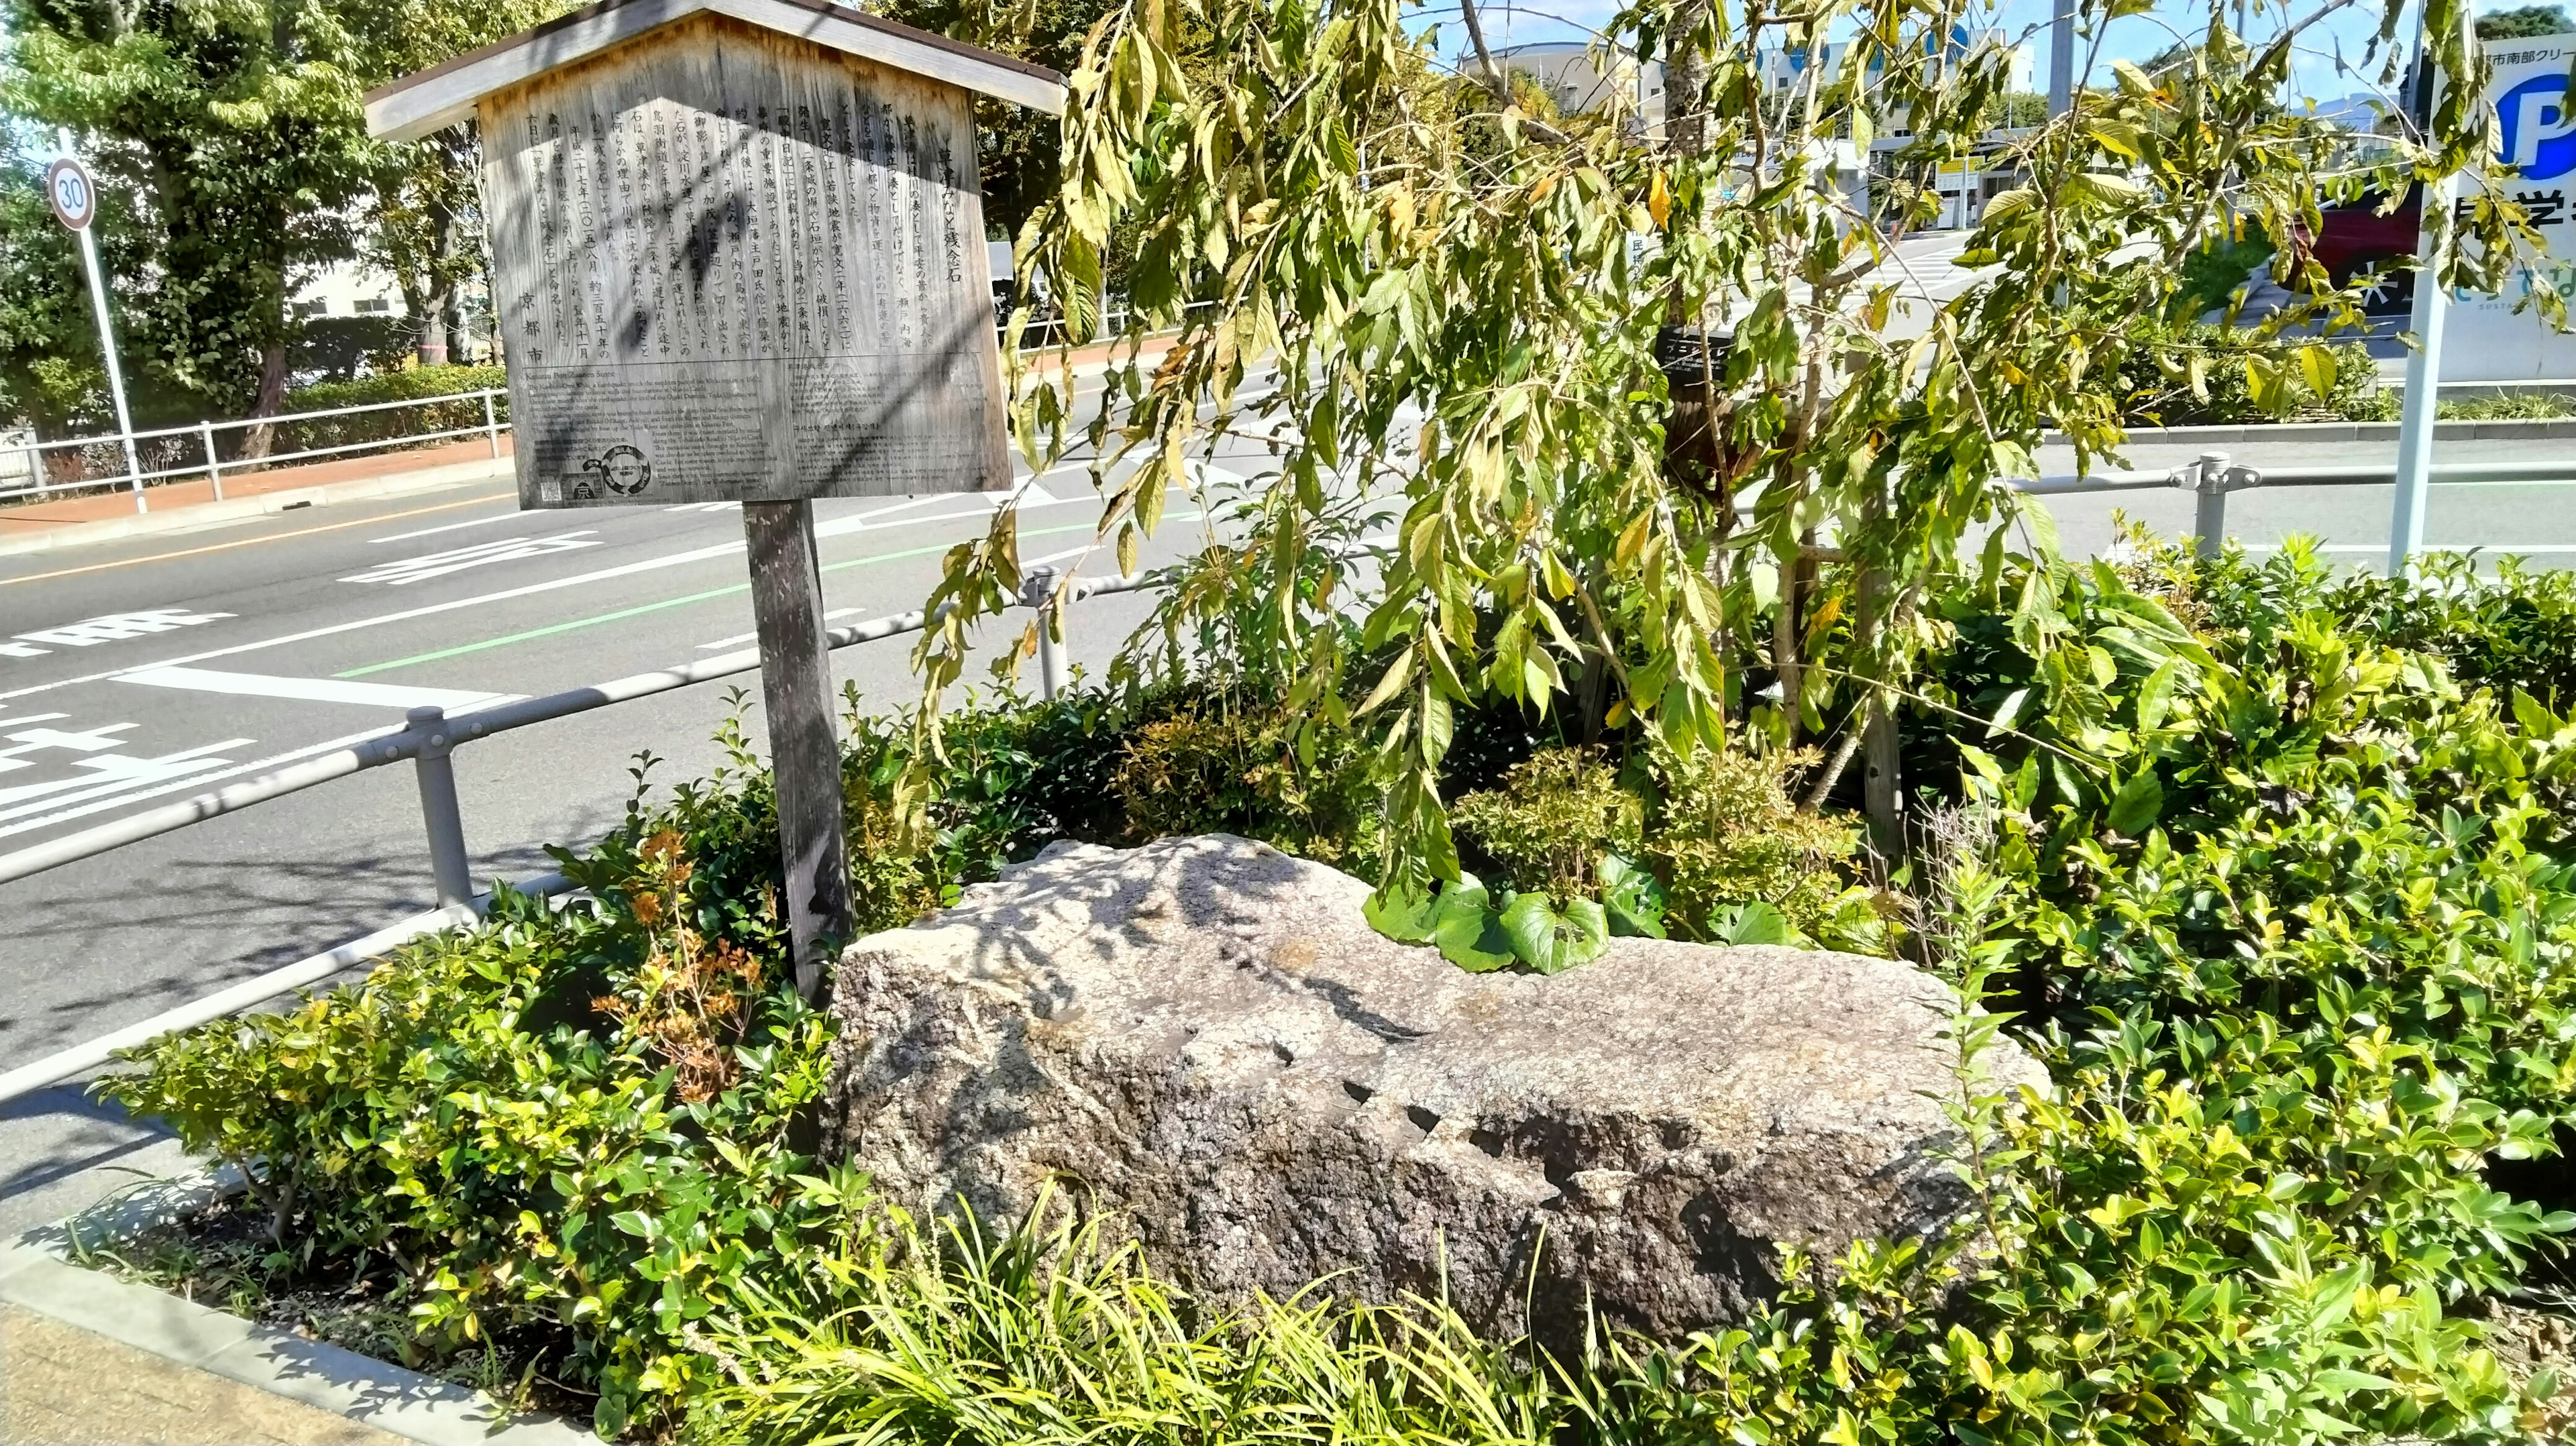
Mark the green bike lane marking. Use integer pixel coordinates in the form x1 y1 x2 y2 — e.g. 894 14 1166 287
333 518 1140 679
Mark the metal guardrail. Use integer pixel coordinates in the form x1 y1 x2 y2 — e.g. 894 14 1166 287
0 563 1148 1103
0 387 508 513
2013 451 2576 559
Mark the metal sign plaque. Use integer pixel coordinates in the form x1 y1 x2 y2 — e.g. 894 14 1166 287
478 15 1010 507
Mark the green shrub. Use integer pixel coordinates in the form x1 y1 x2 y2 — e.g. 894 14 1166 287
1448 746 1638 900
98 552 2576 1445
1110 690 1380 869
1644 746 1882 951
2438 391 2576 421
268 364 506 457
2080 323 2381 428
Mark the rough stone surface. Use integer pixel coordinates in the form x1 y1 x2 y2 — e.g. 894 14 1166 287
824 834 2043 1343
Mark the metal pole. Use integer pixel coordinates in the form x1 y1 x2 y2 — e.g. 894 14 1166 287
484 389 501 458
2389 15 2453 577
200 419 223 500
58 129 143 515
2047 0 2077 117
407 705 474 909
1025 565 1068 699
2194 450 2231 560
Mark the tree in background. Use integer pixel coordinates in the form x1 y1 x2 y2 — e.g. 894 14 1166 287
913 0 2533 889
0 129 113 448
2 0 379 455
873 0 1126 241
345 0 572 368
2477 4 2572 37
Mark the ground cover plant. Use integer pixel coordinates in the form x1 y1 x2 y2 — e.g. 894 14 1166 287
91 537 2576 1444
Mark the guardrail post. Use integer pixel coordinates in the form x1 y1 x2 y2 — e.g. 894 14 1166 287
200 419 223 501
2192 450 2231 562
1022 565 1068 700
407 706 474 909
483 390 502 459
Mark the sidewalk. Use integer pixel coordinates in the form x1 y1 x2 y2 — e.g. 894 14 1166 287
0 438 516 559
0 1175 590 1446
1 1304 405 1445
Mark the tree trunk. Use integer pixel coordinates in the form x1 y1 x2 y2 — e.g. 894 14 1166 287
235 344 290 466
1659 0 1717 505
416 304 451 368
1856 565 1904 867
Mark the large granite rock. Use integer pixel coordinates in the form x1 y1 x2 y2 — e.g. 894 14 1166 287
824 834 2041 1344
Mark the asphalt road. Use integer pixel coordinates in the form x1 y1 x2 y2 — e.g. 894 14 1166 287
1 368 2567 1233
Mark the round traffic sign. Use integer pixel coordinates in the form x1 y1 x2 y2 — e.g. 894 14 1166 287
44 157 98 231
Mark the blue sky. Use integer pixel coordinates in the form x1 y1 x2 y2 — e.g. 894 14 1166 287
1413 0 2553 113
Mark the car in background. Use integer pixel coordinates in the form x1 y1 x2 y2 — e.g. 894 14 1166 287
2295 185 2420 315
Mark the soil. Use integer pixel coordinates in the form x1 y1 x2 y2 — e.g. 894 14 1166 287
73 1190 597 1427
2481 1296 2576 1438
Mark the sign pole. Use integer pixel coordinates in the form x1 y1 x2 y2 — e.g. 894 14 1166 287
52 131 144 514
743 500 853 999
2047 0 2076 117
2387 16 2453 577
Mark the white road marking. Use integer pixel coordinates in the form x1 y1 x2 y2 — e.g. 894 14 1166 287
114 667 521 712
0 489 1098 706
0 738 252 824
697 608 864 651
1021 543 1102 568
342 531 603 586
370 511 525 545
7 608 237 660
664 500 743 514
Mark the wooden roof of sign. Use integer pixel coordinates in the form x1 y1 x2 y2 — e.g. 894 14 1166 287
364 0 1067 142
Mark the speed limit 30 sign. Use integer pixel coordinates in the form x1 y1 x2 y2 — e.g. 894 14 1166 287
44 156 97 231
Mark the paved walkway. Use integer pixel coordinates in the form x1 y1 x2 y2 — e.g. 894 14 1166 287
0 1304 406 1446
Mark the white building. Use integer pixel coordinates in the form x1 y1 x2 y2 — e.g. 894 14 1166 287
290 259 405 320
1464 41 1666 133
1758 30 2035 95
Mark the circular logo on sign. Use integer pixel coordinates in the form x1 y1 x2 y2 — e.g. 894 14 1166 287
583 443 653 496
44 158 97 231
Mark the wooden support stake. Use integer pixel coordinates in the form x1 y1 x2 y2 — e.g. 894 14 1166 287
743 500 853 999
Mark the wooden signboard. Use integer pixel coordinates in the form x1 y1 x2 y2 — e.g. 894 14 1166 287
368 0 1064 993
481 17 1013 508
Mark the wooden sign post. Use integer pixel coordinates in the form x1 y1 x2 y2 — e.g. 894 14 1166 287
368 0 1064 996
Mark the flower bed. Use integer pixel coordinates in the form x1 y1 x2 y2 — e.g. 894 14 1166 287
86 541 2576 1443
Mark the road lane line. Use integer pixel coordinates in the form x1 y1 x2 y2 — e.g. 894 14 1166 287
331 517 1142 679
115 667 521 712
0 492 516 588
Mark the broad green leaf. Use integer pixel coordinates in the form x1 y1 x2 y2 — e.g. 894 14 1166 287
1601 854 1669 938
1499 891 1609 975
2106 767 2163 836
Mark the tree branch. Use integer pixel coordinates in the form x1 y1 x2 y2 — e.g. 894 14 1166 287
1456 0 1576 146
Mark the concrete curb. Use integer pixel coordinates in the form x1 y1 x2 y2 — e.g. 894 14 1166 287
0 456 516 559
0 1168 596 1445
2043 416 2576 446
